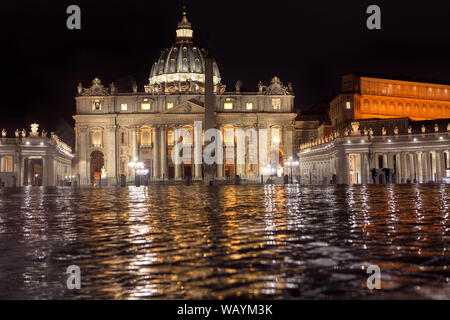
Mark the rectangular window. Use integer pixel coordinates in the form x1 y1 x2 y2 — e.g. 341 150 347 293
346 101 351 109
121 103 128 111
167 103 174 109
141 103 150 110
224 102 233 110
246 102 253 110
272 98 281 110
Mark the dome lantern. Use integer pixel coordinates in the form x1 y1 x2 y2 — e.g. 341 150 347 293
176 9 193 42
146 9 221 95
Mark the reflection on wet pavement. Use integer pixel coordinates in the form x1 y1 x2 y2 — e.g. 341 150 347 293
0 184 448 299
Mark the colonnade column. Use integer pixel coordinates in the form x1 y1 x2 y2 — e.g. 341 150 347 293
174 125 182 181
435 150 443 183
395 153 402 183
160 125 167 181
360 153 367 184
18 156 24 187
130 125 139 182
236 125 246 177
415 152 422 183
423 151 430 183
106 125 118 186
42 156 48 187
216 127 224 179
152 126 160 179
257 124 268 178
445 150 450 176
193 121 202 181
382 153 388 168
78 125 89 185
408 153 415 182
400 153 407 183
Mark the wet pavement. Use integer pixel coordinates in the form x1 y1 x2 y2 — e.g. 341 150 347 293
0 184 448 299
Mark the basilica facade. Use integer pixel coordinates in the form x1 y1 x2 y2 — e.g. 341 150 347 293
73 12 296 186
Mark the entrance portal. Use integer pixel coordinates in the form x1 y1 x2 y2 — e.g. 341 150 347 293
24 159 43 186
90 151 104 186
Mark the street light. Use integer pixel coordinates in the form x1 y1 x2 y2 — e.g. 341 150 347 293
129 158 148 186
262 165 276 184
285 157 299 184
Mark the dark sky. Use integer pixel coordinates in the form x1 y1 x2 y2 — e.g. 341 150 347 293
1 0 449 145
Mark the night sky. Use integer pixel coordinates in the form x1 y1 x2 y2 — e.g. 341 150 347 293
1 0 449 145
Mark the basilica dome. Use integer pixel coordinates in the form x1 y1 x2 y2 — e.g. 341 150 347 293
147 12 221 94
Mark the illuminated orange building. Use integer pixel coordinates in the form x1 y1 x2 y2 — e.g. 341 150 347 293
330 73 450 131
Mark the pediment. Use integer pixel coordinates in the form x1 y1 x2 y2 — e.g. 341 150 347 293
163 101 205 114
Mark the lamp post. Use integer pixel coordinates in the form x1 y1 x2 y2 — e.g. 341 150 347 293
128 157 149 187
262 165 276 184
285 157 299 184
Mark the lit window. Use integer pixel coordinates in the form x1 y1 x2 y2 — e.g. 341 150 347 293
92 99 101 111
272 98 281 110
271 127 281 144
141 103 150 110
121 103 128 111
246 102 253 110
224 128 235 145
167 103 174 109
346 101 351 109
224 102 233 110
168 130 174 145
141 129 152 146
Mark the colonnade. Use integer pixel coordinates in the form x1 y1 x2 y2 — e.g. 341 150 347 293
300 148 450 185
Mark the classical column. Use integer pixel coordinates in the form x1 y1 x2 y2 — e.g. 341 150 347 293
160 125 168 181
18 156 25 187
443 150 450 176
78 125 89 185
0 157 5 172
216 127 224 179
395 153 402 183
236 125 246 177
408 153 415 182
424 151 431 183
336 147 349 184
401 152 408 183
257 124 268 176
193 121 202 181
382 153 388 168
362 152 369 184
106 125 118 186
436 150 444 183
174 125 182 181
42 156 48 187
343 153 350 184
27 158 32 186
152 126 160 179
129 125 139 182
415 152 422 183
